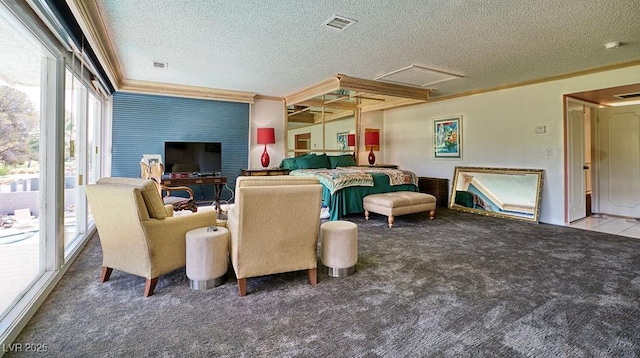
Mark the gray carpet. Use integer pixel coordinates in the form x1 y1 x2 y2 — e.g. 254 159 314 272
7 209 640 357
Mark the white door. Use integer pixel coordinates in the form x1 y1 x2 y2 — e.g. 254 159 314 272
568 108 586 222
597 105 640 217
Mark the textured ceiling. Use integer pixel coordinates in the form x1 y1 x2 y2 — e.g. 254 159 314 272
91 0 640 100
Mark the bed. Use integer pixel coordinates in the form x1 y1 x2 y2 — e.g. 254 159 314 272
289 166 419 221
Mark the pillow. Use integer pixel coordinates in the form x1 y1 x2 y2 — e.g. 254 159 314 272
328 154 357 168
280 157 298 170
296 154 330 169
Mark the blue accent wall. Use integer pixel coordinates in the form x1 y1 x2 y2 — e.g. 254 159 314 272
112 92 249 201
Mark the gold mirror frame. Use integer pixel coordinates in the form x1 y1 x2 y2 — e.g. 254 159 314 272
450 166 544 223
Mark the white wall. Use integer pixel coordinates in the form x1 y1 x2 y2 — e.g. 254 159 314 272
250 98 285 169
383 65 640 225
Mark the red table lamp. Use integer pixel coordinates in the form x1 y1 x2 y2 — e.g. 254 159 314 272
365 131 379 165
347 133 356 158
257 127 275 168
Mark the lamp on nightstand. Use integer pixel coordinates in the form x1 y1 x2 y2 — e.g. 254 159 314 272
347 133 356 158
365 131 379 165
257 127 275 168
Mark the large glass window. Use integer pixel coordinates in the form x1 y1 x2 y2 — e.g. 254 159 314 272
0 0 105 338
64 70 80 248
0 8 46 320
64 70 101 253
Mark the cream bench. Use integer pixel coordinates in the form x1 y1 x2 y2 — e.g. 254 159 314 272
363 191 436 228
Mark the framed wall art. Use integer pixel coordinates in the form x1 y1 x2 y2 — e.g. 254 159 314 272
142 154 163 166
433 116 462 159
337 131 348 152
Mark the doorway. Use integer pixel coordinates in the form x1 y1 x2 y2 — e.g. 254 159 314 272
294 133 311 157
565 84 640 237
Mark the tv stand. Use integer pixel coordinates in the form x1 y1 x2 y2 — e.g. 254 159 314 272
161 175 227 217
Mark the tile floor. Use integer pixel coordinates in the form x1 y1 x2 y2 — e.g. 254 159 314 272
568 214 640 239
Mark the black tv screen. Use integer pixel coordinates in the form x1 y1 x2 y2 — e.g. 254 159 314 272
164 141 222 174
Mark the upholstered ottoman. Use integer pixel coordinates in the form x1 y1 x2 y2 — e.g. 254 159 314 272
363 191 436 228
321 221 358 278
186 226 229 290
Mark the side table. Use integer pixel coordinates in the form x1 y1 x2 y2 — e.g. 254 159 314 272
241 168 291 176
418 177 449 208
185 226 229 290
360 164 399 169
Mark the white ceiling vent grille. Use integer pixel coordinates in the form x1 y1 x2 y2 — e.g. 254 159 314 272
374 65 463 88
323 15 357 30
153 62 168 69
614 92 640 99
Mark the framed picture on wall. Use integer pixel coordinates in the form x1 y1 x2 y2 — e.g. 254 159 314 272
433 116 462 159
142 154 163 166
337 131 348 152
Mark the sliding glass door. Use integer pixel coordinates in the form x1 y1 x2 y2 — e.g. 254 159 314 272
0 8 47 319
0 1 105 331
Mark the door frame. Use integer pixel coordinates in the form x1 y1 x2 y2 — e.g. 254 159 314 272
564 96 599 223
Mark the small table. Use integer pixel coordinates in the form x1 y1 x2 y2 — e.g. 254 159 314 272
241 168 291 176
161 176 227 215
185 226 229 289
418 177 449 208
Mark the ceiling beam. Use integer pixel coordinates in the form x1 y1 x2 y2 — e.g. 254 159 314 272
288 112 316 123
337 74 432 101
284 77 340 105
291 98 358 110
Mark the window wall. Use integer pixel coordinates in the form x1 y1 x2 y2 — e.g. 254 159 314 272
0 6 46 323
0 0 107 346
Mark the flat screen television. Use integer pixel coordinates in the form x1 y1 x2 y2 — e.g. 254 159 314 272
164 141 222 174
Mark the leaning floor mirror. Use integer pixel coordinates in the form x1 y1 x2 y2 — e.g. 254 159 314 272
449 166 544 223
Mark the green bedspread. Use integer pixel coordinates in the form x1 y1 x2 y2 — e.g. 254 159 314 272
322 172 418 221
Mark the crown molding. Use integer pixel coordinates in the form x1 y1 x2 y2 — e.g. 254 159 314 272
119 79 256 103
66 0 124 90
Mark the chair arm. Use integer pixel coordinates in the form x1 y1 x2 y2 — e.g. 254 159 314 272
162 185 195 200
141 210 218 277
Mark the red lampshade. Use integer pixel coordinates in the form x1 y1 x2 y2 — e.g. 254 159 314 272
257 127 275 144
364 131 379 146
347 134 356 147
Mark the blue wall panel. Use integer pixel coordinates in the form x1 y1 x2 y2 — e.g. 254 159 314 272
112 92 249 201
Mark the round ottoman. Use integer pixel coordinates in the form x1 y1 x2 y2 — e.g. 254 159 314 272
186 226 229 290
321 221 358 277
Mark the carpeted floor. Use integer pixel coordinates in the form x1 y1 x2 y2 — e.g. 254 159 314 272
7 209 640 357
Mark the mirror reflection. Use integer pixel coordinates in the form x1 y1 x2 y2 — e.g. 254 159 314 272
286 91 357 158
450 166 544 223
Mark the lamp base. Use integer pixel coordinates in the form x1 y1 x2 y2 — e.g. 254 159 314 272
261 145 270 168
368 149 376 165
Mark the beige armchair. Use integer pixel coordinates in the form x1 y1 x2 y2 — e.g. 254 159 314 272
227 176 323 296
86 177 217 297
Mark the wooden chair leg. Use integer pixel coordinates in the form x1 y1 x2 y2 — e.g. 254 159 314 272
144 278 158 297
308 268 317 286
388 215 394 228
429 210 436 220
237 278 247 297
364 210 370 220
100 266 113 282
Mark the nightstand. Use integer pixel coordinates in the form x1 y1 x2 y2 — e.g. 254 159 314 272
361 164 399 169
240 168 291 176
418 177 449 208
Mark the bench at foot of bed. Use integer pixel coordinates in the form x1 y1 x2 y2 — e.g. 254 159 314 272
363 191 436 228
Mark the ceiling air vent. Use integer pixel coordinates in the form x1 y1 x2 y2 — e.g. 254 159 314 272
614 92 640 99
323 15 357 30
152 62 168 69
